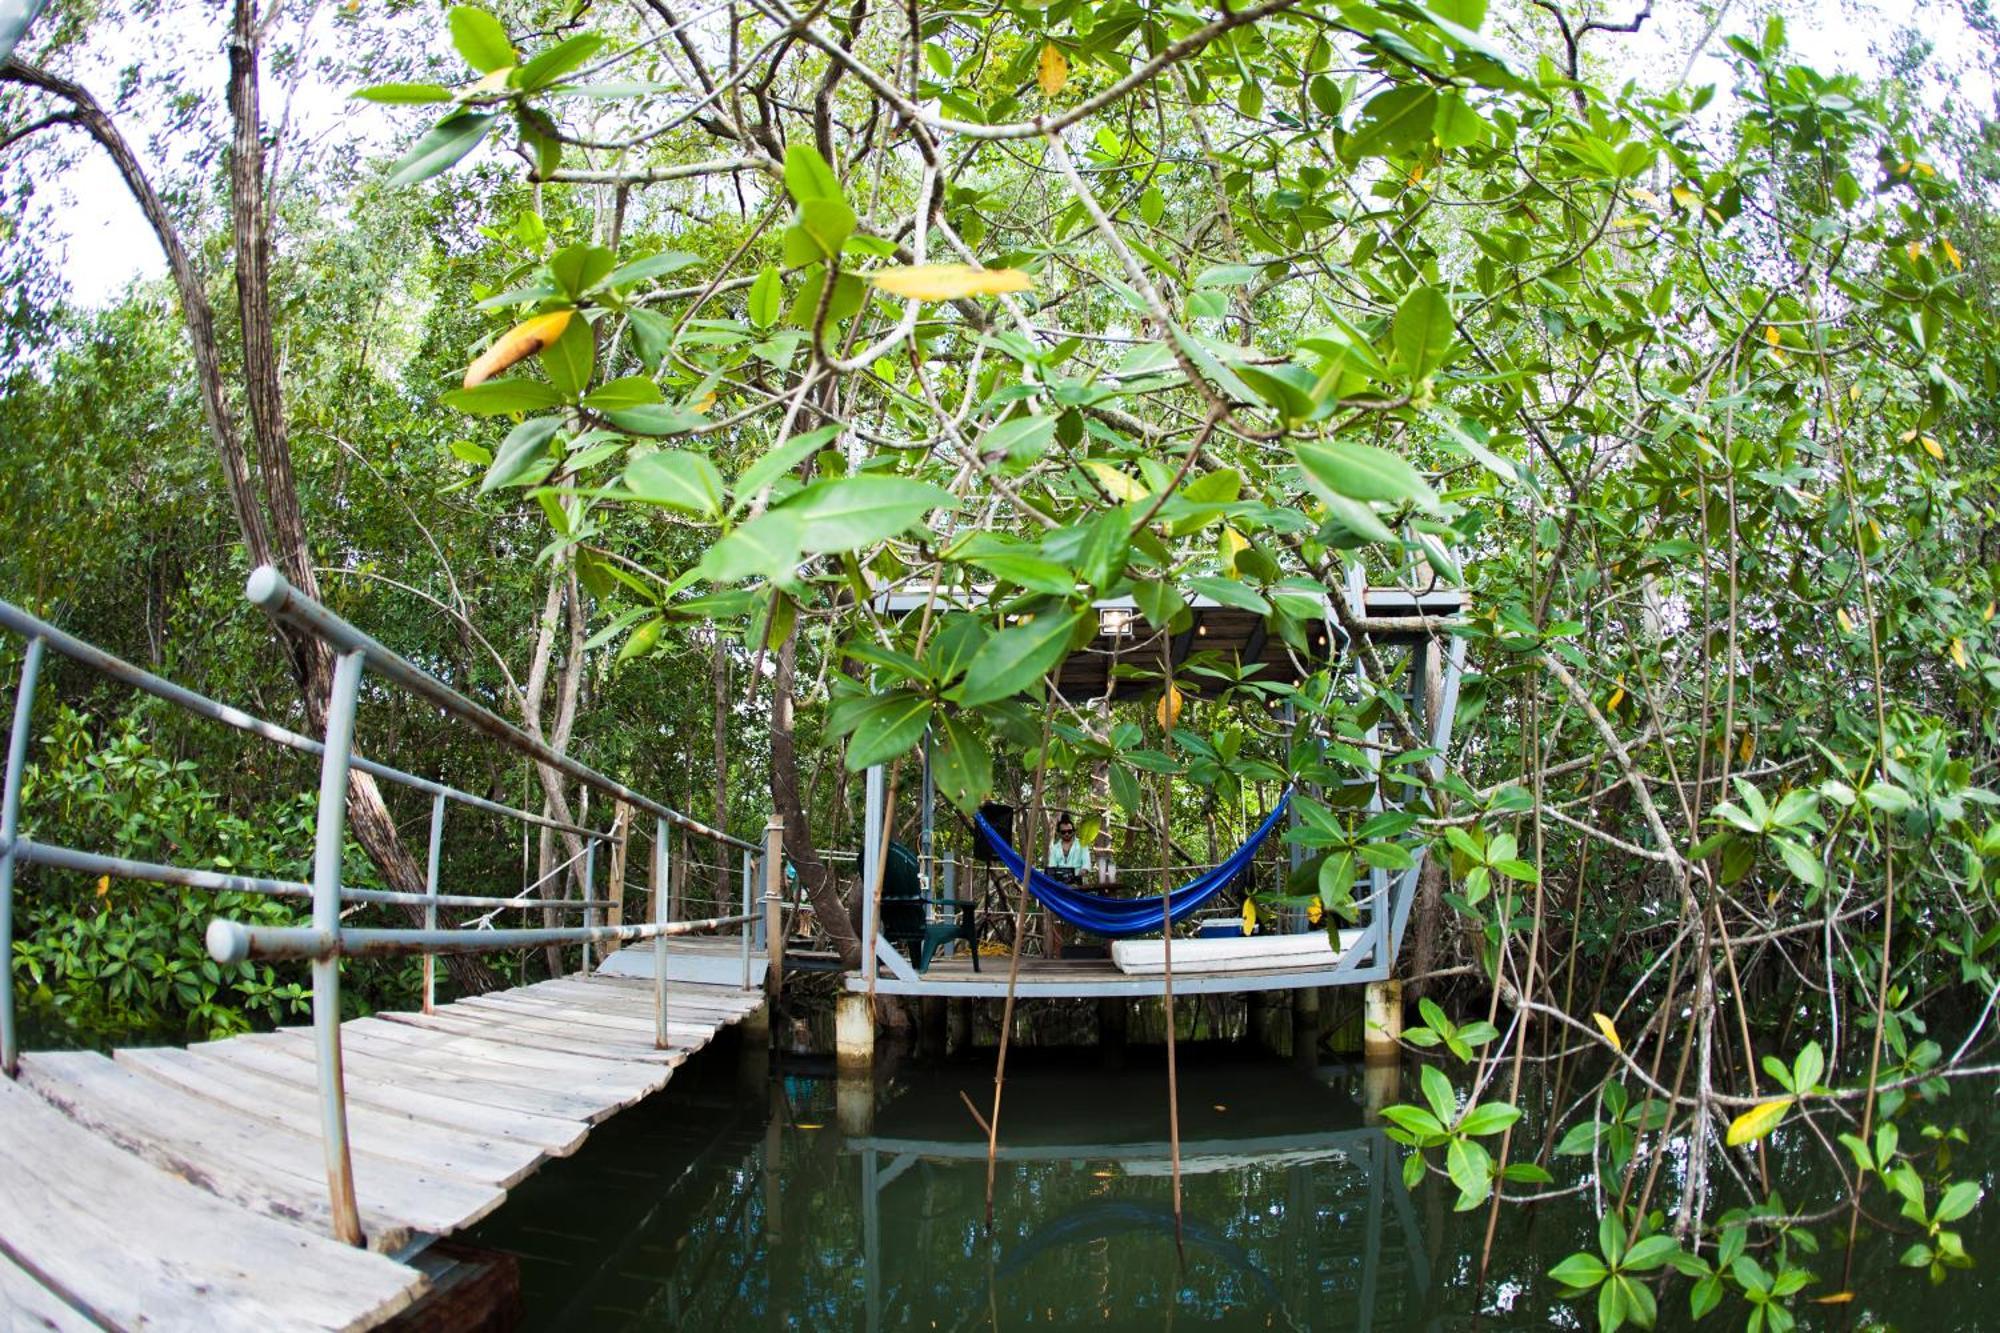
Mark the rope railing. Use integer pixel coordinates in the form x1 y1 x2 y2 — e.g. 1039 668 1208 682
0 568 786 1250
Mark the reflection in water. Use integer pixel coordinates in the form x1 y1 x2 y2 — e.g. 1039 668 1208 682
459 1043 2000 1331
466 1049 1435 1330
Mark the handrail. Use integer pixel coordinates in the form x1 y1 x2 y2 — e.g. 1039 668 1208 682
246 567 755 853
0 599 601 840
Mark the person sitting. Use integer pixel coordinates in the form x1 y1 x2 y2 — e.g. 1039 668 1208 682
1045 815 1092 885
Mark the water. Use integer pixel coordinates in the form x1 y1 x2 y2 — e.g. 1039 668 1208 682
461 1041 1998 1330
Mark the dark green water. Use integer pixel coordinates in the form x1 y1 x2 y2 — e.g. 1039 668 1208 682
461 1040 1997 1330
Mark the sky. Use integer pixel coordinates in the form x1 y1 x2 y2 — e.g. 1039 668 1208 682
28 0 1995 309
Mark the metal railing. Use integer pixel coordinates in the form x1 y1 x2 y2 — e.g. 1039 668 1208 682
0 566 785 1248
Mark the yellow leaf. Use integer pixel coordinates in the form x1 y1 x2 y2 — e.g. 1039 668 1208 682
1630 187 1659 205
1984 601 1995 623
1847 384 1860 403
95 875 110 898
1837 607 1855 634
1762 325 1781 347
1906 241 1926 261
1307 899 1323 925
1921 434 1943 461
1156 682 1183 732
468 67 513 97
1812 1292 1856 1306
1085 460 1144 502
1241 898 1257 936
1726 1097 1793 1147
463 309 573 389
1941 238 1963 270
1217 525 1249 572
1738 730 1755 763
869 264 1033 301
1671 185 1700 209
1614 214 1649 230
692 392 717 414
1868 517 1885 545
1951 637 1968 669
1915 160 1936 177
1898 428 1918 443
1592 1012 1621 1052
1036 42 1069 96
1606 686 1625 713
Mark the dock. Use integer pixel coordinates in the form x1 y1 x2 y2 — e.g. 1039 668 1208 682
0 964 763 1330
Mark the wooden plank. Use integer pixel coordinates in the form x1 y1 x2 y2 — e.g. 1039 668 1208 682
115 1047 549 1185
18 1053 503 1252
0 1074 424 1332
341 1017 672 1102
183 1041 588 1154
529 976 762 1017
374 1009 686 1067
212 1034 612 1125
249 1030 646 1127
443 994 734 1047
0 1250 96 1332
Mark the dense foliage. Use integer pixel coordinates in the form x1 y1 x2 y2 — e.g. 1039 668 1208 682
4 0 1999 1324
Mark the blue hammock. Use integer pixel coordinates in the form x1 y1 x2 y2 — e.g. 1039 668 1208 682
972 789 1291 938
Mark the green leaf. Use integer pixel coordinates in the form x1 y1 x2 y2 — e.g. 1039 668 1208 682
958 612 1086 706
1934 1180 1983 1223
539 313 594 397
1344 85 1439 160
602 250 701 289
933 711 994 808
1548 1252 1610 1290
385 112 497 187
515 33 605 91
626 309 674 372
443 379 567 415
774 476 955 554
353 82 454 104
1446 1136 1492 1208
978 414 1057 462
1419 1064 1455 1123
696 509 806 584
1457 1101 1522 1136
965 554 1076 596
783 143 842 204
1392 286 1453 380
482 417 563 491
797 197 858 258
581 375 663 410
1296 440 1440 511
548 243 617 299
732 425 841 511
748 265 783 328
1621 1235 1682 1273
835 691 934 769
616 617 663 662
448 6 516 72
606 404 708 437
625 450 724 517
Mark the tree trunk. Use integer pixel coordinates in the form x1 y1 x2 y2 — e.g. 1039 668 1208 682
770 622 858 965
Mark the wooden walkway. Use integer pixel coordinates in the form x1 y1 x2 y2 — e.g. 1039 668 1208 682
0 968 764 1331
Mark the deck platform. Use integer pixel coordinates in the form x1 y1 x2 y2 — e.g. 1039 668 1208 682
0 963 764 1331
847 929 1367 998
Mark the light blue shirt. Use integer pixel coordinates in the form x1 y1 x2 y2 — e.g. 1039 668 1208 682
1047 838 1091 872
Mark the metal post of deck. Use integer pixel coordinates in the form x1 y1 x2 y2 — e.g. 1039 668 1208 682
422 791 445 1014
739 847 753 992
309 648 367 1246
861 764 884 987
763 815 785 1002
581 834 597 974
654 816 671 1049
0 634 44 1078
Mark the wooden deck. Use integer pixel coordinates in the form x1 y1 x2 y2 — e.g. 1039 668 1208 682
0 965 764 1331
850 928 1367 998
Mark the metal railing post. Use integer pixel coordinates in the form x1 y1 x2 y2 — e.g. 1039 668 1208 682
763 815 785 1002
310 649 367 1246
422 791 445 1014
653 817 671 1050
0 635 45 1078
581 835 598 975
739 848 753 992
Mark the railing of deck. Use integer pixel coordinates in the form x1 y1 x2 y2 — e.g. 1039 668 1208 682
0 565 782 1247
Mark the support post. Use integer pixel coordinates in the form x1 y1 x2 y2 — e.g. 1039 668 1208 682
763 815 785 1002
311 649 367 1247
861 764 884 986
654 817 671 1050
739 848 753 992
1292 985 1321 1069
580 835 597 974
836 991 875 1074
421 791 445 1015
0 635 44 1079
1363 978 1403 1063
